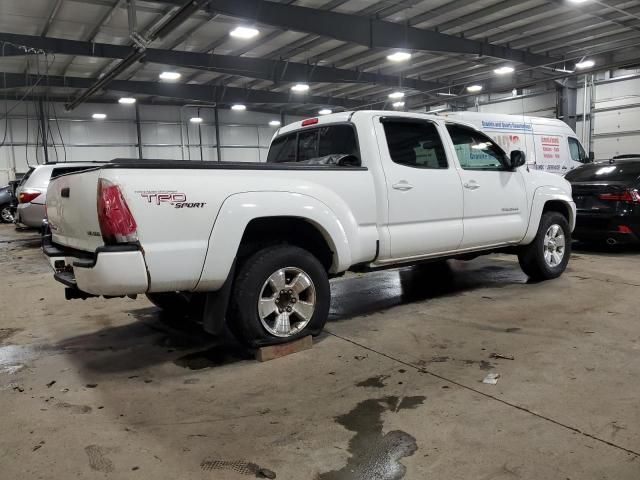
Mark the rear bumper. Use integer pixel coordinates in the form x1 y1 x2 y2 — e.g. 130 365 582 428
573 213 640 244
43 239 149 296
16 203 46 228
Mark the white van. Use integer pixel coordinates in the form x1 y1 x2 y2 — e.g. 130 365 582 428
440 112 591 174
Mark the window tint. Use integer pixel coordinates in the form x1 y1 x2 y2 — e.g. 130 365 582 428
267 125 359 164
50 166 97 180
446 124 508 170
568 137 588 163
267 134 297 163
298 130 319 162
318 125 358 157
382 120 448 169
565 162 640 182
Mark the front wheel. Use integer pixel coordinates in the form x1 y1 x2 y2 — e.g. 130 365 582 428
0 204 14 223
518 211 571 280
229 245 330 348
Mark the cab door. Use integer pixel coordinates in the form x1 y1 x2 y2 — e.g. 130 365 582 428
374 117 464 259
445 123 529 249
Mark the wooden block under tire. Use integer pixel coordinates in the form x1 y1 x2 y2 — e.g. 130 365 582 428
255 336 313 362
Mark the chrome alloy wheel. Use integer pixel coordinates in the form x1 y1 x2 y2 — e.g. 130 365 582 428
543 224 566 267
1 206 14 223
258 267 316 337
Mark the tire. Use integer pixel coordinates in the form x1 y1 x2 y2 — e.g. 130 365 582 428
518 211 571 280
229 244 330 348
0 204 13 223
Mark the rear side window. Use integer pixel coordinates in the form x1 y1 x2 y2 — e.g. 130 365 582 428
568 137 588 163
18 167 35 185
446 124 508 171
267 125 359 164
50 166 97 180
565 162 640 182
382 119 448 169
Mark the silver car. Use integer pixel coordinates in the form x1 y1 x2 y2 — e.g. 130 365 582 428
15 163 102 228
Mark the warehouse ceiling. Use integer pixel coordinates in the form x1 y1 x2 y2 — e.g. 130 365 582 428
1 0 640 114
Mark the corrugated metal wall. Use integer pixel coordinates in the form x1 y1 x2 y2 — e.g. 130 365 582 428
0 102 300 184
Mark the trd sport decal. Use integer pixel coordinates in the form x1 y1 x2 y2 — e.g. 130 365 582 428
135 190 206 209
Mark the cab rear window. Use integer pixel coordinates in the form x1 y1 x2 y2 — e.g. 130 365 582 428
267 124 359 164
565 162 640 182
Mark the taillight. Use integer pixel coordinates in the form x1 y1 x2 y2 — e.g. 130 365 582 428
18 190 41 203
598 189 640 203
301 118 319 126
97 178 138 244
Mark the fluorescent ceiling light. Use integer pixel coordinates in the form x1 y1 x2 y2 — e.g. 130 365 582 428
494 66 514 75
231 104 246 111
437 92 456 97
118 97 136 104
568 0 589 3
268 120 281 127
159 71 181 80
291 83 310 93
467 85 483 93
92 113 106 120
189 117 203 124
392 101 405 108
230 26 259 39
575 59 595 69
388 91 404 99
387 51 412 62
318 108 332 115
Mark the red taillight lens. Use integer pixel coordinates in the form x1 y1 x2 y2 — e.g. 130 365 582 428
301 118 319 126
18 190 41 203
598 189 640 203
97 178 138 244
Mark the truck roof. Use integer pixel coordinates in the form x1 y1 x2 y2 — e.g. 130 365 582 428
277 110 472 137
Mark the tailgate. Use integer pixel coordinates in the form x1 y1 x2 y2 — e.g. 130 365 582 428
46 168 104 252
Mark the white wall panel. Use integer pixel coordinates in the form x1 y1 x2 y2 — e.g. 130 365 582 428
0 100 302 180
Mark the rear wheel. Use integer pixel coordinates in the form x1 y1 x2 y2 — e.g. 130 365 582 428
229 245 330 348
0 204 13 223
518 211 571 280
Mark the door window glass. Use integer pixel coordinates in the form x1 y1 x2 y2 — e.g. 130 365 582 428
568 137 588 163
318 125 358 158
446 124 508 170
382 120 448 169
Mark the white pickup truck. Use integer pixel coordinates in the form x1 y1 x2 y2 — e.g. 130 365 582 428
44 110 576 347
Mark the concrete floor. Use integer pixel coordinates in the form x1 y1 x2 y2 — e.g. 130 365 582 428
1 223 639 480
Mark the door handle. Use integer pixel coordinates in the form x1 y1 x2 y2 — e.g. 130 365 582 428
392 181 414 191
463 181 480 190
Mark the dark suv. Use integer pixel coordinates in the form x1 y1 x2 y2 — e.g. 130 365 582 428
565 156 640 245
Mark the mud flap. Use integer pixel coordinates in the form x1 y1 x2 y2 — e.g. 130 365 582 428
201 260 236 335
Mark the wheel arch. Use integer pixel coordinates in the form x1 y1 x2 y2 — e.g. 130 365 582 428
521 187 576 245
195 191 352 291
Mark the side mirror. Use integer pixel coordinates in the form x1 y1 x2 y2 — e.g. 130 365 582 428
588 151 595 163
509 150 526 170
